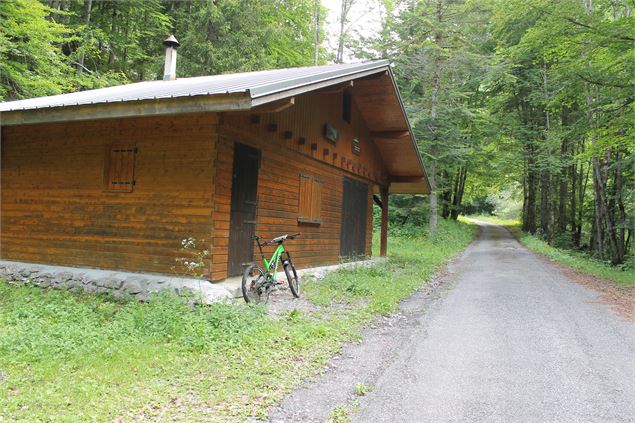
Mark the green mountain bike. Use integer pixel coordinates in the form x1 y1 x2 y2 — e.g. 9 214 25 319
242 233 300 304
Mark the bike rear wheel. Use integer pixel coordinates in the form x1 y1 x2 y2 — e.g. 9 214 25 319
284 261 300 298
242 264 269 304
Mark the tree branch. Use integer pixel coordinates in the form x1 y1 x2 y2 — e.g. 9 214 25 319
576 73 631 88
564 17 635 42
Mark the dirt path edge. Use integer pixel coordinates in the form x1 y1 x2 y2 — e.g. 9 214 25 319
266 243 473 423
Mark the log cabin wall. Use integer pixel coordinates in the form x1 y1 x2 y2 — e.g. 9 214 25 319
213 90 386 281
0 113 218 276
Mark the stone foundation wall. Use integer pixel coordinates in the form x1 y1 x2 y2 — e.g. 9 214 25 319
0 260 232 304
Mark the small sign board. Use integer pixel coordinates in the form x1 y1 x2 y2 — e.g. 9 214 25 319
324 123 339 144
352 137 361 155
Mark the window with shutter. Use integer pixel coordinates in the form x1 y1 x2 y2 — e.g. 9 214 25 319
103 145 137 192
298 173 323 225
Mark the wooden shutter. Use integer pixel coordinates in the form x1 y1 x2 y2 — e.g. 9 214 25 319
298 174 311 221
104 145 137 192
298 174 322 225
310 178 323 223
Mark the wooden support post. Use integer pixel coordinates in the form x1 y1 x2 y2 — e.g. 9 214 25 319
380 185 389 257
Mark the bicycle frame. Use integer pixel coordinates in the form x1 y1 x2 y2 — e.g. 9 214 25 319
255 239 290 281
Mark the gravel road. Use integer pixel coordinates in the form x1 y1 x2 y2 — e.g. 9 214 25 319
269 222 635 423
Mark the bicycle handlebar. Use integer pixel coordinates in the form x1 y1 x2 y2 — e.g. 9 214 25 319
252 233 300 247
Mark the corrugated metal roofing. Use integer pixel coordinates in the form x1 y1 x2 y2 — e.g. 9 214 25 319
0 60 389 112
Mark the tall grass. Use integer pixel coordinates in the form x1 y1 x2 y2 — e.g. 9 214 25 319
0 219 476 421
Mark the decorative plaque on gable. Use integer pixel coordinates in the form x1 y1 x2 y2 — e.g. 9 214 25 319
352 137 361 155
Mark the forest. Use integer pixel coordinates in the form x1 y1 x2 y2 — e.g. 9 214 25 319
1 0 633 268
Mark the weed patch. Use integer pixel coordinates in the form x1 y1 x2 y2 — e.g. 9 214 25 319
512 228 634 287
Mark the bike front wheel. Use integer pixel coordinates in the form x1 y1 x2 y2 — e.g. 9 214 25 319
242 264 269 304
284 261 300 298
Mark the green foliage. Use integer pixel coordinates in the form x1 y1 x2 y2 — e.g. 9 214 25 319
0 0 75 99
362 0 633 264
355 382 372 396
171 0 321 76
484 0 634 262
0 0 327 101
508 224 635 286
327 405 351 423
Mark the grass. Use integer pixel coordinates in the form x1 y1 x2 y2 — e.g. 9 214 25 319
512 227 634 287
0 219 476 421
466 215 634 287
327 405 351 423
354 382 372 396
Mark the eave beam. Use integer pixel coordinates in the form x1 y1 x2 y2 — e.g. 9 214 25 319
371 130 410 139
252 97 295 113
314 81 354 94
0 93 251 126
389 175 427 183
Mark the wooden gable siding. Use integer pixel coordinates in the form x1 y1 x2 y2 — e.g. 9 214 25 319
212 91 380 281
0 113 218 275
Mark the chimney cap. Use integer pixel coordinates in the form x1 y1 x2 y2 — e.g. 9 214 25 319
163 35 180 48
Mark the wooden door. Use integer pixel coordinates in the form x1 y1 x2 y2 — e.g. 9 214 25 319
228 143 261 276
340 177 368 259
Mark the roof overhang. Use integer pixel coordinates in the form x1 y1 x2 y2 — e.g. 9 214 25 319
352 70 430 195
0 93 252 126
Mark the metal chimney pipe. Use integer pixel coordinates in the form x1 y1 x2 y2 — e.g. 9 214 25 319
162 35 180 81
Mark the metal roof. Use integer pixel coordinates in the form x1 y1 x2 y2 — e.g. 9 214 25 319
0 60 390 112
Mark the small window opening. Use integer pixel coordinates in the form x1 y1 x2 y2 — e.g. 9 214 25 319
342 91 352 124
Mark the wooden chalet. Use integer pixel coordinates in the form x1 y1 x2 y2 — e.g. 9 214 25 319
0 54 429 282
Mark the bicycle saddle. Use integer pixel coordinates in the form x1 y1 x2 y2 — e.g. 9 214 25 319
271 234 288 243
271 233 299 243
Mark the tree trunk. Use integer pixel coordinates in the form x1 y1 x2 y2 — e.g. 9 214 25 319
540 60 552 239
77 0 94 73
336 0 354 63
587 82 623 263
441 170 452 219
593 156 622 264
108 3 117 66
428 0 444 236
450 166 467 220
614 148 626 257
569 135 579 243
576 159 590 248
558 137 567 233
522 173 528 221
313 0 320 65
523 144 537 233
540 168 551 238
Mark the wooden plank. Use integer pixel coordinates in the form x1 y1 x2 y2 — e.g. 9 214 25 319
380 186 389 257
1 113 218 277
